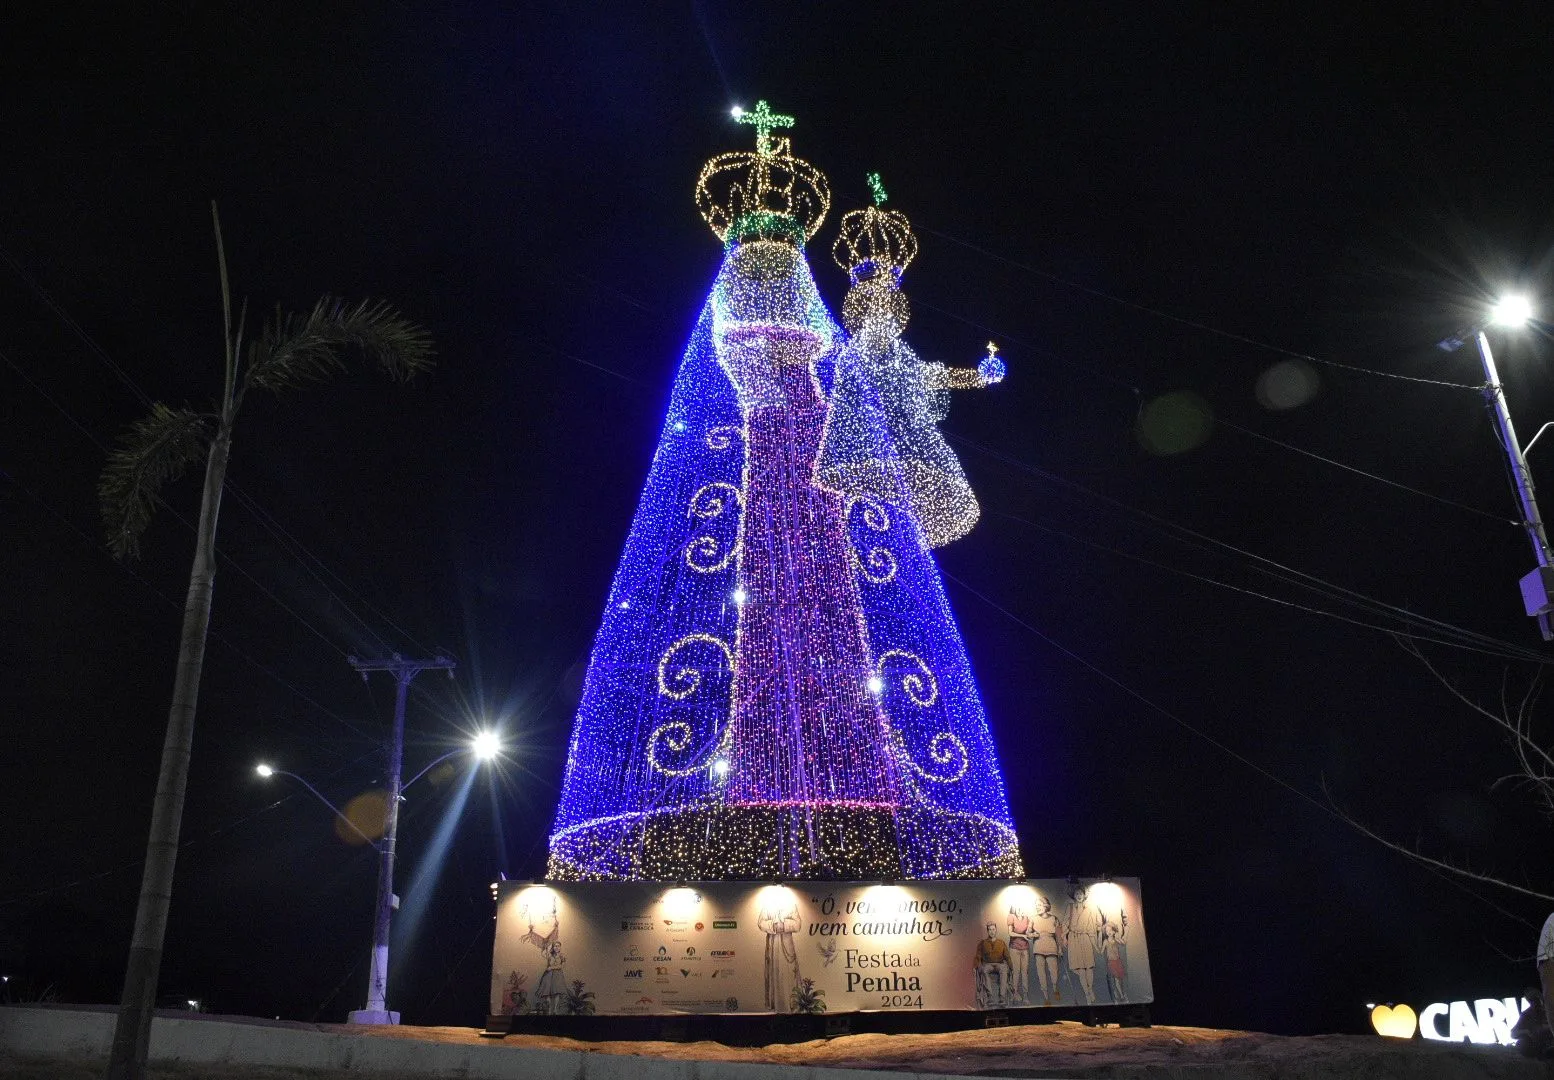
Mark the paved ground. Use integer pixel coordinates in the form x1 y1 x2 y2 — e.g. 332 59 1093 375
8 1017 1550 1079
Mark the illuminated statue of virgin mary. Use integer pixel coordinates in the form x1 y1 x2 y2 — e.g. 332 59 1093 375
544 105 1021 881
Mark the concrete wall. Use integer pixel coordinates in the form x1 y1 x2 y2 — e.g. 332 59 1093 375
0 1005 939 1080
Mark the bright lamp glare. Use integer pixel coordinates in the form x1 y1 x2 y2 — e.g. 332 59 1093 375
472 731 501 760
255 763 274 778
730 105 745 118
1491 295 1534 327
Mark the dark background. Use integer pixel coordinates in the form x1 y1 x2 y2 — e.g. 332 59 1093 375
3 1 1553 1035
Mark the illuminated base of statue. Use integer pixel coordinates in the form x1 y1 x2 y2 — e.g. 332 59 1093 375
545 801 1023 881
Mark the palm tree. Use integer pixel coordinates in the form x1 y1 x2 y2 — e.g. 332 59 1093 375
100 204 434 1080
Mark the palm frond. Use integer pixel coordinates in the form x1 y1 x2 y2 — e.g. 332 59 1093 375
99 404 214 559
244 297 435 394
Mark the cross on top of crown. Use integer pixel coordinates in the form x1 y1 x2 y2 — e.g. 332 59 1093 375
732 100 794 156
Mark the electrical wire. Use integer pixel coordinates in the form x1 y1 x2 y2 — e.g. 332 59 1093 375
953 434 1551 664
1 459 378 744
912 220 1486 390
1212 417 1516 525
0 746 383 907
990 509 1544 661
942 567 1538 928
0 247 427 656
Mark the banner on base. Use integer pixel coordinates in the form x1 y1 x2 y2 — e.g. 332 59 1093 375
491 878 1151 1017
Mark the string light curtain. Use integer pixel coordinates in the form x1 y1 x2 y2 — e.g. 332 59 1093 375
546 107 1022 881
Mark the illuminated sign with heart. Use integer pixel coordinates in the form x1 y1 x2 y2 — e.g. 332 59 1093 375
1368 997 1531 1046
1370 1004 1417 1039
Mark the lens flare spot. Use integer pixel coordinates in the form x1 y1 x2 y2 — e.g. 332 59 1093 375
1255 359 1320 411
1136 391 1214 456
337 790 388 845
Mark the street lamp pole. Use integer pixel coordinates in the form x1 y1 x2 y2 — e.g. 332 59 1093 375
346 652 456 1025
1454 295 1554 637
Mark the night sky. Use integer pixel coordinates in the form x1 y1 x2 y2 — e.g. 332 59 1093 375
4 2 1554 1036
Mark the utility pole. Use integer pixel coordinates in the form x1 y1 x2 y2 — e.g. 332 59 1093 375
345 651 455 1025
1473 329 1554 641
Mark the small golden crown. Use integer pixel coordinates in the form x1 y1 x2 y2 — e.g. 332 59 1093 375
833 174 918 283
695 101 831 246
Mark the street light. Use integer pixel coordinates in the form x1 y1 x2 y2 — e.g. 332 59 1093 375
472 729 501 761
1441 294 1552 639
1491 294 1534 328
254 729 501 1025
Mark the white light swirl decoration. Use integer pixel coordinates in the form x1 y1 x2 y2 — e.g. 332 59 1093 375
847 494 897 584
891 730 969 784
684 482 743 572
706 425 743 452
856 546 898 584
688 481 742 518
875 648 938 707
657 633 735 700
648 722 734 777
848 493 891 533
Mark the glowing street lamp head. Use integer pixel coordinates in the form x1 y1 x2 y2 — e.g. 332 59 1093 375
866 675 884 695
1491 294 1534 328
711 758 730 778
255 763 275 778
472 731 501 761
730 105 745 118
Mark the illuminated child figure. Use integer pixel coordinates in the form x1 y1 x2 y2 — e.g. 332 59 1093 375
1100 909 1129 1003
818 173 1005 548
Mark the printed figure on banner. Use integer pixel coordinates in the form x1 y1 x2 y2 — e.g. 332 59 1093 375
758 892 803 1013
1029 892 1063 1005
1063 882 1102 1005
973 921 1012 1008
521 897 568 1015
1100 907 1129 1004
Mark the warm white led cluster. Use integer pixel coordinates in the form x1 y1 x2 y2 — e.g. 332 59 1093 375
684 481 742 573
817 177 998 548
695 101 831 246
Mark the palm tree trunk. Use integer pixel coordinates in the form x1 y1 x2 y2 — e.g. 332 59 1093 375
105 426 231 1080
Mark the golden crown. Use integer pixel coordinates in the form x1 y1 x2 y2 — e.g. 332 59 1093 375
833 173 919 283
695 101 831 246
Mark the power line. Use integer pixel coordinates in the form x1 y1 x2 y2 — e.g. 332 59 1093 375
0 746 382 907
2 464 379 744
953 434 1551 664
991 509 1543 661
1212 418 1515 525
0 244 424 656
913 220 1485 390
941 567 1537 929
